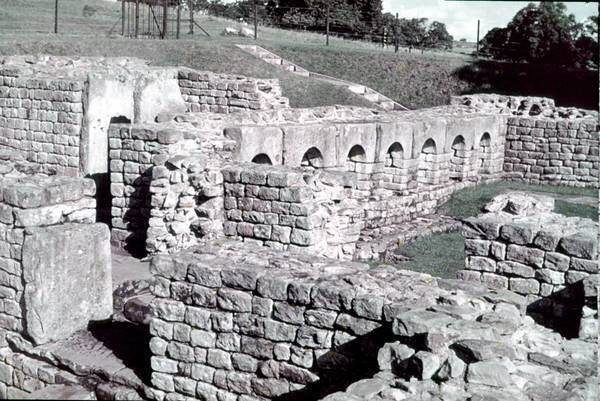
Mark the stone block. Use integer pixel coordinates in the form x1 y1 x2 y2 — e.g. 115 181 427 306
506 245 544 268
559 233 597 259
497 261 535 278
466 256 496 272
21 223 112 345
543 252 570 272
509 278 540 295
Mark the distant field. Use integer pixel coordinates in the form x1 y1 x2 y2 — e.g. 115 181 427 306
0 0 597 109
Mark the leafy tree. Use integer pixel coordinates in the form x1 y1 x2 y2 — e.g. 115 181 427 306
398 18 428 51
480 2 597 68
425 21 453 49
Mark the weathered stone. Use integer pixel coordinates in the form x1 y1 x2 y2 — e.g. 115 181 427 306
21 223 112 345
24 384 95 400
377 342 414 371
467 361 513 387
452 339 516 362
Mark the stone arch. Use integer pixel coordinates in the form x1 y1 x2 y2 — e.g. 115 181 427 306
478 133 492 175
418 139 437 186
251 154 273 165
385 142 404 168
346 145 366 172
449 135 466 181
301 147 324 169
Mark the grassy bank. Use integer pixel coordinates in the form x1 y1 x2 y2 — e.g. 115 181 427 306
1 0 596 109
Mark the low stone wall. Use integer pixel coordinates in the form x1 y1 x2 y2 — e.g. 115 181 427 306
0 67 84 177
148 240 598 401
178 68 289 114
222 164 328 254
503 116 598 187
459 207 598 340
146 241 435 400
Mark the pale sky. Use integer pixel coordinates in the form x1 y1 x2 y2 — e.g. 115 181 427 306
382 1 598 41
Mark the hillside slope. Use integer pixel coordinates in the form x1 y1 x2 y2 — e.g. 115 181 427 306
0 0 596 109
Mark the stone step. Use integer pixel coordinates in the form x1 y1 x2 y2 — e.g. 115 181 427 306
378 101 397 111
348 85 366 95
364 93 380 102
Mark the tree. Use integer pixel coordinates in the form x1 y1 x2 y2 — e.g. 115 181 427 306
425 21 453 50
397 18 428 51
480 27 510 58
479 2 597 68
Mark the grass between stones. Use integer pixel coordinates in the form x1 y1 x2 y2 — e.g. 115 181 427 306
394 181 598 278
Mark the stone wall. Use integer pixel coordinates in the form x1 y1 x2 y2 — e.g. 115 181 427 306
0 171 97 345
459 200 598 341
143 111 506 259
146 241 434 401
0 344 81 399
108 124 197 254
0 68 84 177
108 122 236 255
503 116 598 187
146 138 235 254
147 240 598 401
0 168 115 396
178 68 289 114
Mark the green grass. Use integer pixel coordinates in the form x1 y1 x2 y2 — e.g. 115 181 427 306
394 233 466 279
554 200 598 221
0 0 596 109
393 181 597 279
438 181 598 220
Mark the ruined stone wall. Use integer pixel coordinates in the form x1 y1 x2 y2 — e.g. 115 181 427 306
148 240 598 401
222 164 327 254
108 124 194 254
0 169 113 397
146 241 434 401
0 68 84 176
146 139 235 254
459 210 598 341
0 345 82 399
0 172 97 345
178 68 289 114
503 117 599 187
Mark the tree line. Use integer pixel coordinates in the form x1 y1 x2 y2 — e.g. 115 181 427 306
188 0 454 50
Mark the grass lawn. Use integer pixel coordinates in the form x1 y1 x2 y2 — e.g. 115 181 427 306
394 181 598 278
0 0 596 109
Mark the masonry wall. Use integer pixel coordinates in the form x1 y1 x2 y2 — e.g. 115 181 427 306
0 346 82 399
0 69 84 177
178 68 289 114
146 143 234 254
108 124 196 254
503 117 598 187
147 240 598 401
0 171 101 397
459 213 598 341
146 242 418 401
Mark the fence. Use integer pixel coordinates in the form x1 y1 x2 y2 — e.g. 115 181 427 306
121 0 181 39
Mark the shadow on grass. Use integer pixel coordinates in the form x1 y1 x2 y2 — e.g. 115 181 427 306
453 59 598 109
